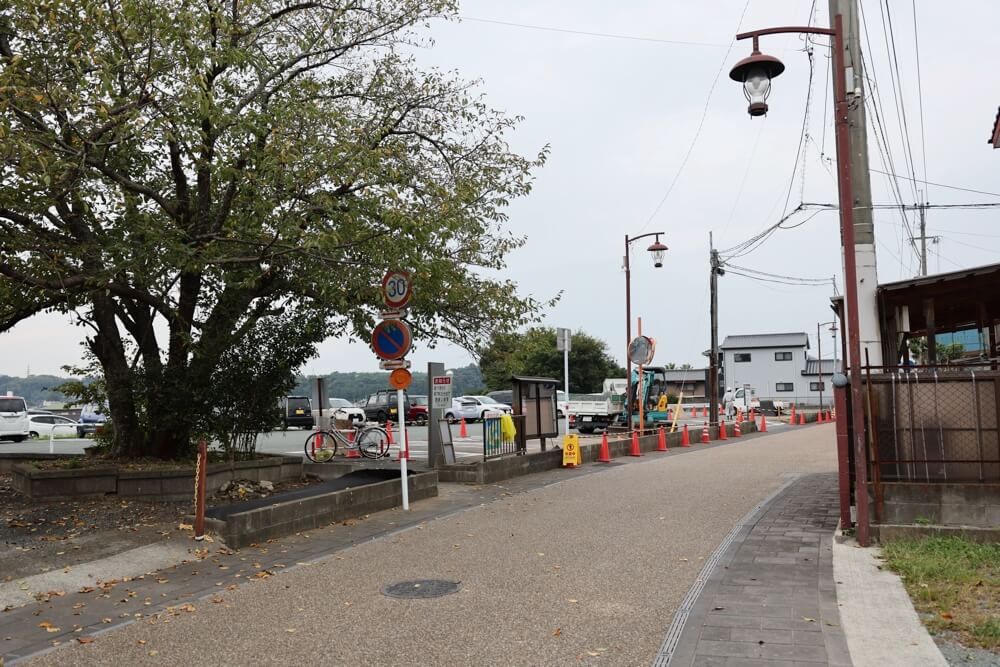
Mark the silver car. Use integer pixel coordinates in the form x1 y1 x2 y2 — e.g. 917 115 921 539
445 395 513 423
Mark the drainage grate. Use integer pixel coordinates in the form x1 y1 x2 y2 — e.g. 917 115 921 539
381 579 461 599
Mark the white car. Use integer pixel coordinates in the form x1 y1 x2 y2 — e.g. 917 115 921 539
445 395 513 422
329 398 366 424
27 414 81 439
0 395 29 442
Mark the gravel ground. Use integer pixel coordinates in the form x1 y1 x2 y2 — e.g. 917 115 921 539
937 638 1000 666
27 426 838 666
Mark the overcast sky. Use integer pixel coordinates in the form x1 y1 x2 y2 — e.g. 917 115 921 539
3 0 999 379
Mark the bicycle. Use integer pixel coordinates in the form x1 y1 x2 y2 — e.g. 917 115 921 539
303 422 391 462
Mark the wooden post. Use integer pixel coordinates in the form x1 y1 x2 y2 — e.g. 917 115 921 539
194 439 207 540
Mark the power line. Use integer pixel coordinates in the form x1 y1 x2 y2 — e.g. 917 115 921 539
458 16 734 48
636 0 752 232
869 169 1000 198
911 0 929 188
726 264 830 284
880 0 921 202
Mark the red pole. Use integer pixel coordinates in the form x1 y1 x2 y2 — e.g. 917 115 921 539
834 384 851 529
830 14 870 546
194 439 207 541
625 235 632 428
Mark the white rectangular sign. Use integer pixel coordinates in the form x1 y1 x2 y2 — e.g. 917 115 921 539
432 375 453 409
556 327 571 352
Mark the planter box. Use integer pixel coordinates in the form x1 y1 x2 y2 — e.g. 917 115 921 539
210 471 438 549
10 455 303 502
11 464 118 500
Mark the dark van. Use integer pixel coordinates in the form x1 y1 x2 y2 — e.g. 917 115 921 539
281 396 314 429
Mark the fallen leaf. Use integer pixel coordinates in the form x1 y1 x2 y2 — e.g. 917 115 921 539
177 523 192 531
286 628 296 634
568 599 578 604
77 636 94 644
137 640 147 645
587 651 600 657
101 618 112 624
939 611 953 620
802 617 816 623
148 650 158 656
552 628 562 637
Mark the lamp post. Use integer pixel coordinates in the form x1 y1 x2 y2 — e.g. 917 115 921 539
730 17 871 545
624 233 667 429
817 320 838 413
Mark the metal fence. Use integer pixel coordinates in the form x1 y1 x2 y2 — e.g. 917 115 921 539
863 365 1000 484
483 414 526 460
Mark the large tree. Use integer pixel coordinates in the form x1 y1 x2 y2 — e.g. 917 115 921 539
478 327 625 393
0 0 548 458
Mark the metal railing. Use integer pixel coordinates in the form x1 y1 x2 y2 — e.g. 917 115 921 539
483 414 526 460
861 364 1000 485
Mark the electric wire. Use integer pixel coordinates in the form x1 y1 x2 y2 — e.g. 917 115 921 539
636 0 752 233
880 0 921 201
869 170 1000 198
911 0 929 189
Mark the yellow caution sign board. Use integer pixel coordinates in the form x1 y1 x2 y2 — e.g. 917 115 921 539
562 434 582 467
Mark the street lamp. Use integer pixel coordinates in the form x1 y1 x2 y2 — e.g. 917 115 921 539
729 17 871 545
624 233 667 429
817 320 839 413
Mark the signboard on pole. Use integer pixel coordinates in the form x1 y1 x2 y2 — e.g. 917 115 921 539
556 327 572 352
432 375 453 409
381 270 412 309
371 320 412 361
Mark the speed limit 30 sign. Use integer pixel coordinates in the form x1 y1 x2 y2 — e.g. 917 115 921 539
381 270 412 309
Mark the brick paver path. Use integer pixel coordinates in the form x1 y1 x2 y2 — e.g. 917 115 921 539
663 473 851 666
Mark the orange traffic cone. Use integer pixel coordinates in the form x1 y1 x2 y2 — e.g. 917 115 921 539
737 409 743 424
346 428 361 458
690 406 698 418
799 412 806 425
789 404 797 425
702 406 708 418
759 413 768 433
828 409 833 421
396 430 410 461
749 408 756 423
718 404 724 416
734 420 742 437
459 417 468 438
701 421 710 443
681 423 691 447
597 432 611 463
656 427 668 452
629 430 642 457
719 420 728 440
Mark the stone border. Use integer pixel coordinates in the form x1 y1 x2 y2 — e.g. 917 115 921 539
9 455 302 501
207 471 439 549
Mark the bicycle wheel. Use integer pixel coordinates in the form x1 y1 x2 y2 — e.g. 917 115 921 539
357 426 390 459
304 431 337 462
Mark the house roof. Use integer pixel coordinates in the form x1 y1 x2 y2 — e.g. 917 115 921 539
721 333 810 350
662 368 706 381
802 358 842 376
991 106 1000 149
878 261 1000 294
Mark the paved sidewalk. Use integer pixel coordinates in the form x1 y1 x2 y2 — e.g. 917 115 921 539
661 473 851 666
17 424 838 666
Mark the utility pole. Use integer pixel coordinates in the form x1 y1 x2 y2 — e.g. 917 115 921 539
709 232 722 426
829 0 881 365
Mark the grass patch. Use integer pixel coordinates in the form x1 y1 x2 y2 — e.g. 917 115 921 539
882 536 1000 652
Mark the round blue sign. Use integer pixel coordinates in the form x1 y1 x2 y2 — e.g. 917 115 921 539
372 320 412 361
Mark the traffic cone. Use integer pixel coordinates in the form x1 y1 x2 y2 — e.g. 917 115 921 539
701 421 710 444
734 420 742 437
789 404 797 425
759 413 767 433
397 430 411 461
749 408 756 423
718 404 724 416
346 429 361 458
690 406 697 418
799 412 806 425
737 409 743 424
681 423 691 447
460 417 468 438
827 409 833 422
385 420 394 444
720 420 728 440
597 432 611 463
702 406 708 418
656 427 668 452
629 430 642 457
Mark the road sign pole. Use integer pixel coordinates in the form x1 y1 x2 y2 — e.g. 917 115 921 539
397 388 409 511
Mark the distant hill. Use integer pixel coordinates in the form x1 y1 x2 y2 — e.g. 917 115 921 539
0 375 78 407
293 364 485 402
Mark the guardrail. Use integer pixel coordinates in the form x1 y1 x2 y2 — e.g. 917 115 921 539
483 414 525 460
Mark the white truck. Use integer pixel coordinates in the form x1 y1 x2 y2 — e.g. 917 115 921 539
730 385 762 416
566 379 627 434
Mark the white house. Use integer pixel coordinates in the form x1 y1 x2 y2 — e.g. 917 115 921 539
721 332 841 407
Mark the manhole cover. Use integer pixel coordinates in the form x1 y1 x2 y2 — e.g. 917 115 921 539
381 579 461 599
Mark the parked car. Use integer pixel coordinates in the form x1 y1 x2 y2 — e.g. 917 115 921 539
27 414 81 439
362 389 410 424
281 396 314 429
407 394 429 425
329 398 365 424
486 389 513 405
0 395 29 443
444 395 512 423
79 404 108 424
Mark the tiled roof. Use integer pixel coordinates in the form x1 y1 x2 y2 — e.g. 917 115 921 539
802 359 842 375
991 106 1000 148
721 333 809 350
